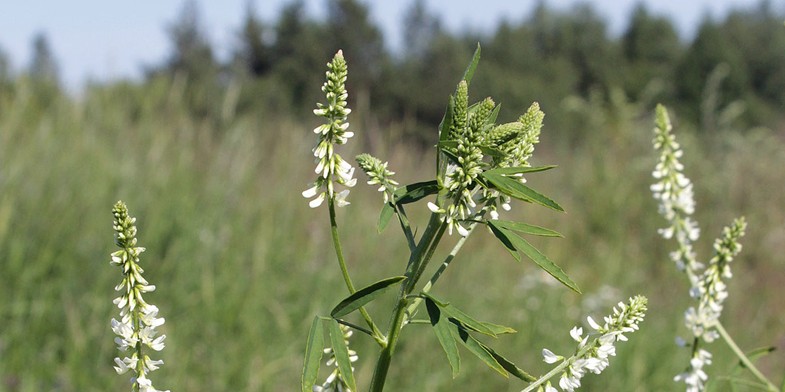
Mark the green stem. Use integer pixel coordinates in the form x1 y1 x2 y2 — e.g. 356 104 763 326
410 222 447 287
328 198 384 346
368 298 408 392
406 221 475 316
369 212 446 391
716 321 777 391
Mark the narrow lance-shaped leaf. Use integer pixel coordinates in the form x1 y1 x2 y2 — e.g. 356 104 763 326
478 145 506 158
500 227 580 293
483 343 536 382
301 316 325 392
377 203 394 233
733 346 776 371
426 297 460 378
483 165 557 176
488 222 520 262
394 181 439 205
489 219 563 238
485 103 502 127
327 319 357 392
331 276 407 318
449 321 507 378
482 171 564 212
437 95 456 176
481 321 517 335
461 43 481 85
438 305 497 338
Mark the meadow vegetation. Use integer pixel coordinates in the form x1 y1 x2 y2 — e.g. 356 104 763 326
1 1 784 390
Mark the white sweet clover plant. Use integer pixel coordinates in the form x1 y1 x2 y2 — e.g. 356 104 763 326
110 201 169 392
651 105 777 392
301 47 647 392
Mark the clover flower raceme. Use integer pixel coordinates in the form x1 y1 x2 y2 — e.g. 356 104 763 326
430 82 492 236
651 105 701 281
109 201 169 392
481 102 544 219
674 218 746 391
303 50 357 209
313 324 358 392
356 153 399 203
535 295 647 392
684 218 745 343
674 348 712 392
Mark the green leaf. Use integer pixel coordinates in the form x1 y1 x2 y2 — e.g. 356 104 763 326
488 223 520 262
301 316 325 392
438 140 458 151
461 44 481 85
327 319 357 392
483 165 557 176
481 321 517 335
488 220 563 238
736 346 776 369
478 145 506 158
745 346 776 362
485 346 536 382
482 171 564 212
438 96 455 144
439 140 506 161
426 297 460 378
422 293 496 337
331 276 407 318
486 103 502 126
378 203 394 233
501 228 581 293
450 322 507 377
394 181 439 205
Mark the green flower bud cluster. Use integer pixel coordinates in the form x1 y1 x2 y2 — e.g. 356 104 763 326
356 153 399 203
434 80 545 233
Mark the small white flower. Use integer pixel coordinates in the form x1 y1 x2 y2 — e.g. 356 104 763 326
586 316 601 331
569 326 583 342
113 356 137 375
542 348 562 364
308 192 326 209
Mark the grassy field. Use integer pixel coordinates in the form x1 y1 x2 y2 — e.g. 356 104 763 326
1 77 783 391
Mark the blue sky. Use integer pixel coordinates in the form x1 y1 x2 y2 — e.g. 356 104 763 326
0 0 769 90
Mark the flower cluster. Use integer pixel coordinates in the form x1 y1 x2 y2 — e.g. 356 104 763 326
651 105 701 280
303 50 357 208
673 348 712 392
651 105 749 392
313 324 358 392
481 103 544 219
432 81 488 236
429 79 545 235
109 201 168 392
537 295 647 392
356 153 399 203
684 218 746 344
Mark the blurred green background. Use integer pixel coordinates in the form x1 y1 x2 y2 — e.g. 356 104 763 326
1 1 784 390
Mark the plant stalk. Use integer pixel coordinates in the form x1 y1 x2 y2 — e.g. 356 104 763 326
716 321 777 391
369 212 445 391
328 198 384 345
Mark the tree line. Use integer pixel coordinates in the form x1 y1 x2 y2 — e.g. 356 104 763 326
2 0 784 143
